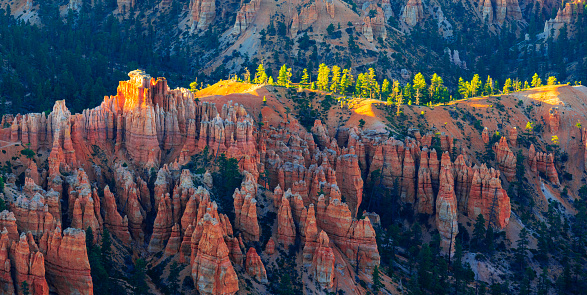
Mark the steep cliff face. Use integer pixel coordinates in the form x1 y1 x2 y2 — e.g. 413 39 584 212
543 3 580 39
232 0 261 35
401 0 424 28
189 0 216 31
117 0 135 11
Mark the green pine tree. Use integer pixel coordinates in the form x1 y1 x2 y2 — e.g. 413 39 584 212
330 66 341 93
472 214 486 250
381 79 391 101
547 76 557 85
458 77 469 99
168 261 181 295
470 74 482 97
277 64 289 86
317 63 330 91
300 68 310 87
372 265 382 291
254 63 268 84
413 73 427 104
21 281 30 295
531 73 542 87
503 78 512 94
132 259 148 294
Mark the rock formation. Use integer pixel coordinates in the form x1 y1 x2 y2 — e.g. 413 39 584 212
0 70 526 294
312 231 335 289
40 227 93 295
335 154 363 216
0 211 19 241
191 213 239 295
530 146 560 185
233 176 260 242
482 0 494 23
548 107 560 133
543 3 579 39
12 192 57 238
482 127 490 144
495 0 522 24
435 167 458 257
277 197 296 247
416 151 434 214
101 185 131 244
467 165 511 229
117 0 135 11
316 196 380 274
245 247 267 282
10 232 49 295
164 224 181 256
148 195 174 252
493 137 516 181
189 0 216 31
231 0 261 35
401 0 424 27
508 126 518 146
265 238 275 255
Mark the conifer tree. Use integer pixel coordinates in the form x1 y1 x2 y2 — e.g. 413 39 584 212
277 64 289 87
472 214 486 250
339 70 349 95
367 68 377 99
132 258 148 294
356 73 365 97
317 64 330 91
391 80 400 101
254 63 268 84
343 70 354 95
484 76 494 95
168 261 181 295
538 267 550 295
547 76 557 85
189 81 199 93
300 68 310 86
360 73 371 98
458 77 469 99
470 74 482 97
101 228 112 272
372 265 382 291
403 82 414 101
503 78 512 94
381 79 391 100
514 79 522 91
21 281 30 295
330 66 341 93
396 93 403 116
429 73 444 102
515 227 529 271
413 73 427 104
531 73 542 87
